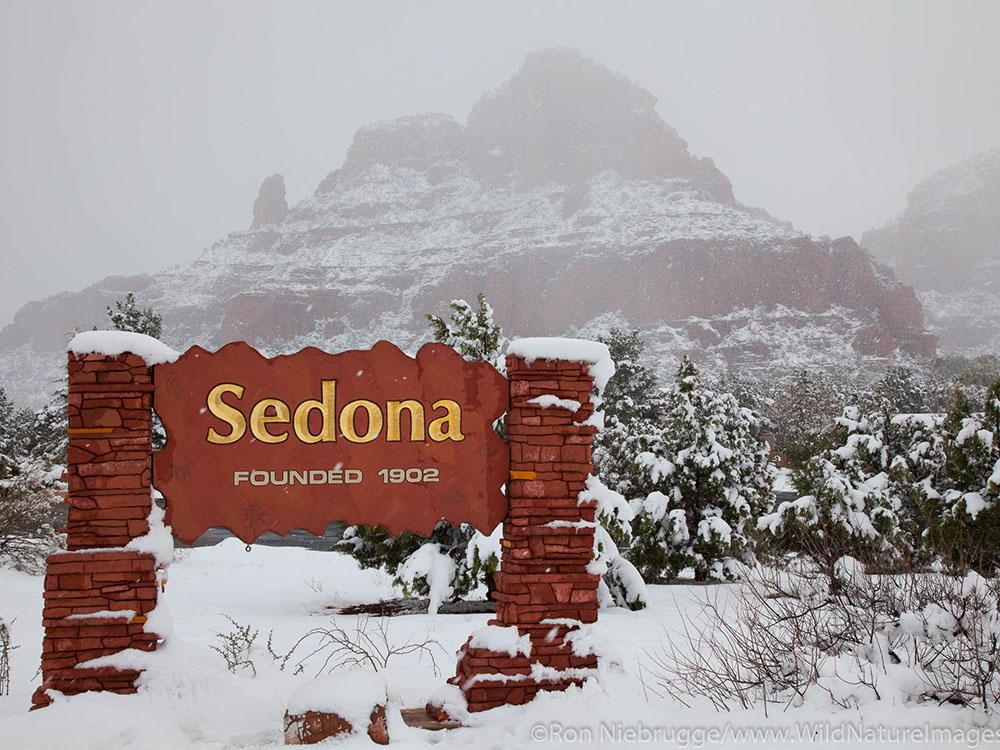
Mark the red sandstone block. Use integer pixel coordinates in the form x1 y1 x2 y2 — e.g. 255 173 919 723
539 446 561 462
101 637 132 648
45 626 82 639
99 584 133 594
82 475 145 491
41 656 80 671
92 494 152 508
54 637 104 652
79 407 123 428
560 445 590 463
82 360 129 371
522 435 563 446
77 459 149 477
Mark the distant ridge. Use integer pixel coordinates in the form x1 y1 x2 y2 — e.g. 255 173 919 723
0 48 934 406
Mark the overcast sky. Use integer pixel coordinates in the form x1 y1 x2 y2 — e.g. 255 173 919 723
2 0 998 326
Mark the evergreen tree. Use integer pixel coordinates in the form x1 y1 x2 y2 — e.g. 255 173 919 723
0 387 64 571
765 369 843 465
426 294 504 365
713 369 770 417
24 394 68 466
880 364 926 413
629 357 774 582
106 293 166 449
922 380 1000 573
106 292 163 339
759 394 924 577
592 328 665 507
0 389 17 479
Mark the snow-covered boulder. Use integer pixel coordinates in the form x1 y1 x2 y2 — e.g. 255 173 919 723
283 671 390 745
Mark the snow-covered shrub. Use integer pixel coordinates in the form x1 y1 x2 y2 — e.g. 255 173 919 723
0 456 64 573
339 521 501 610
0 616 15 696
651 559 1000 714
454 523 502 600
758 395 929 576
921 380 1000 573
397 543 456 614
929 354 1000 413
582 475 647 610
629 357 774 582
0 383 66 572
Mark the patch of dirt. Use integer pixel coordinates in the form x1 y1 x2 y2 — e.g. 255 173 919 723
328 599 495 616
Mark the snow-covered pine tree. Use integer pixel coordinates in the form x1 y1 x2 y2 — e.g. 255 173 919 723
341 294 506 608
712 369 770 416
0 389 17 479
629 357 774 582
758 393 916 577
766 369 843 465
592 328 665 519
880 364 927 413
922 380 1000 573
106 292 163 339
104 292 166 450
23 395 67 466
580 475 648 610
426 294 504 366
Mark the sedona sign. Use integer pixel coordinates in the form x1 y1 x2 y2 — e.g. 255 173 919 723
153 340 509 543
36 330 605 715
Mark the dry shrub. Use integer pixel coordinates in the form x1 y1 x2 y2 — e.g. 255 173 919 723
649 559 1000 714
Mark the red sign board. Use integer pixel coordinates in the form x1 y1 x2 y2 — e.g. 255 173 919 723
153 341 509 543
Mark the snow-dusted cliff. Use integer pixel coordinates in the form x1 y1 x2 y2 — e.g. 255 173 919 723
0 49 934 407
862 149 1000 355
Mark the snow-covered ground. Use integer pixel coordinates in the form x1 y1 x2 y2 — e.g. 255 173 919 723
0 541 993 748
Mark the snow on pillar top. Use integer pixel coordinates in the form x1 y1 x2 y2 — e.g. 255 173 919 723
506 337 615 394
67 330 181 366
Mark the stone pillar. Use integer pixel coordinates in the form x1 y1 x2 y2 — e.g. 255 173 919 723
31 351 161 709
451 353 600 712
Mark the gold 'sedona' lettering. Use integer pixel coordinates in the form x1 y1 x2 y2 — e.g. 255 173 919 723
204 380 463 444
250 398 290 443
206 383 247 444
386 400 425 442
429 399 464 442
292 380 336 443
338 399 383 443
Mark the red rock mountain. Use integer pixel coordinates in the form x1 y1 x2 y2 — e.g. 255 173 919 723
0 48 934 407
862 149 1000 356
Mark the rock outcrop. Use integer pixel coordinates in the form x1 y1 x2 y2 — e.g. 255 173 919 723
0 48 934 407
251 174 288 228
862 149 1000 355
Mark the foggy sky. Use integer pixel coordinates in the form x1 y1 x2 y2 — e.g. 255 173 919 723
2 0 998 326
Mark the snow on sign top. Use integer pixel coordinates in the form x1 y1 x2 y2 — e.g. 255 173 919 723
507 337 615 393
67 330 180 366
